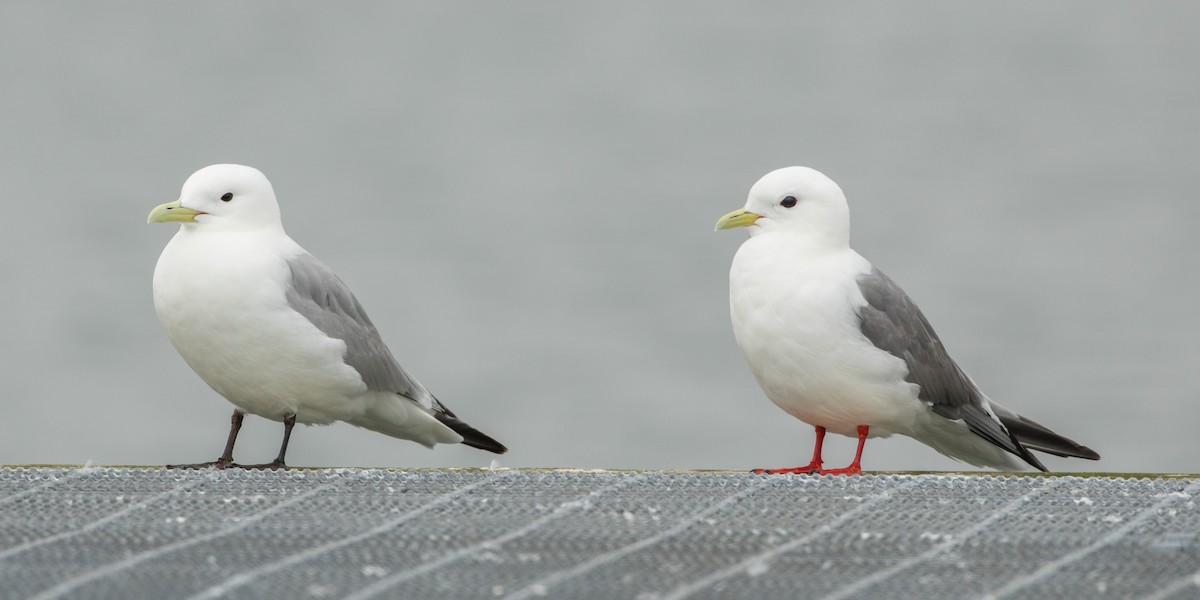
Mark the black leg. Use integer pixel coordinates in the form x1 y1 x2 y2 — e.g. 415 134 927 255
167 410 244 470
239 413 295 470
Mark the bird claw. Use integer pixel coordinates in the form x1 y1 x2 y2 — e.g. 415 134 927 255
815 465 863 476
166 458 238 470
752 462 822 475
236 461 287 471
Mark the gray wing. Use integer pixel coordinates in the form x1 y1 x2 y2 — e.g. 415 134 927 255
284 253 436 407
285 253 508 454
855 267 1046 471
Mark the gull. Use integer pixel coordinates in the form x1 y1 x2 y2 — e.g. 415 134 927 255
716 166 1099 474
148 164 506 469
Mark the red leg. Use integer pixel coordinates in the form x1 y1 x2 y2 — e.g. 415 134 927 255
753 426 826 475
817 425 869 476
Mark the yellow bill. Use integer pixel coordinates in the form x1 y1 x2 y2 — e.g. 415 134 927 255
147 199 204 223
714 208 761 231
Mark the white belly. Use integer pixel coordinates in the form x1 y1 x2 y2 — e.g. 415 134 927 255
153 230 368 424
729 238 923 437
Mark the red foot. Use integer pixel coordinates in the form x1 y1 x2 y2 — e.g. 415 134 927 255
754 425 869 477
753 426 826 475
815 425 869 476
752 461 822 475
814 465 863 476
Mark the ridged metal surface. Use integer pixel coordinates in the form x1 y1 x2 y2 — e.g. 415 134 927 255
0 468 1197 599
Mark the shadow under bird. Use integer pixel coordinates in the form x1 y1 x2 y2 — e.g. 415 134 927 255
716 166 1099 475
147 164 506 469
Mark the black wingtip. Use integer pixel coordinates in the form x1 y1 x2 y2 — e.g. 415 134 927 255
1001 413 1101 463
462 436 509 455
1025 441 1101 462
1019 447 1050 473
434 412 508 455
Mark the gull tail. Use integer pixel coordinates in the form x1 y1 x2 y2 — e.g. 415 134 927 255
997 410 1101 461
433 412 507 454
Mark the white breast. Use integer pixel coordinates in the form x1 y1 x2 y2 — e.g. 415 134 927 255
152 229 368 423
729 235 923 437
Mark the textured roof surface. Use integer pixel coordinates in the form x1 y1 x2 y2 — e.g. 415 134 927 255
1 467 1197 599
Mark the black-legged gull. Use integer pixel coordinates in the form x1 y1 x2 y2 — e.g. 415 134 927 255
148 164 506 469
716 166 1099 474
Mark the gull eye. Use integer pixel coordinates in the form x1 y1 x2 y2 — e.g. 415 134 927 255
221 193 234 202
780 196 797 208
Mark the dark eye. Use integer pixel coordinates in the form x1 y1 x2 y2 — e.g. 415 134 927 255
780 196 797 208
220 193 233 202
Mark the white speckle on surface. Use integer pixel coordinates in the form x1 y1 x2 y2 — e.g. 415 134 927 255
476 550 504 563
1096 581 1107 593
492 585 505 596
1074 497 1094 505
306 583 336 597
530 583 548 596
623 510 635 522
1103 515 1123 524
361 565 388 577
560 499 590 510
517 552 541 563
746 560 770 577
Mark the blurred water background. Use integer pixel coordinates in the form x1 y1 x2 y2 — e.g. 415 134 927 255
0 2 1196 473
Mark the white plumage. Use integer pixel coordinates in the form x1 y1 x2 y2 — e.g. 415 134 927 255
717 166 1098 473
149 164 505 468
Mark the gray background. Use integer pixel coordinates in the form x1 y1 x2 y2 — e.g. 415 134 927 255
0 2 1194 473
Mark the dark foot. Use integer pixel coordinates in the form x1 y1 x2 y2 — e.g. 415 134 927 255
236 461 287 471
752 461 822 475
166 458 238 470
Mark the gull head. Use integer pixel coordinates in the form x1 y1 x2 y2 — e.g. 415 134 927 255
148 164 282 232
715 166 851 248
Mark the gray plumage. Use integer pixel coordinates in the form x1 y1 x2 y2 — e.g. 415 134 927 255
285 253 432 404
855 267 1096 470
285 253 506 454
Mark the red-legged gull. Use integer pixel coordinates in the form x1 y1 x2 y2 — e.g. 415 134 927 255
716 166 1099 474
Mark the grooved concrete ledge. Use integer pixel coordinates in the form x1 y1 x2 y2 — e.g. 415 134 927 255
0 467 1197 599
